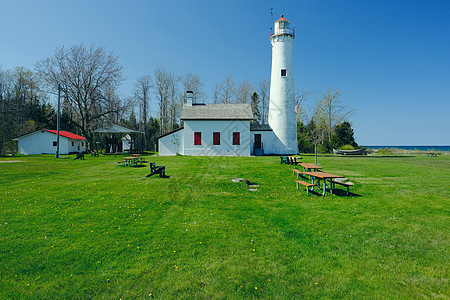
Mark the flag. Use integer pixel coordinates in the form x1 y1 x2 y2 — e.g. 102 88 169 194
294 102 299 114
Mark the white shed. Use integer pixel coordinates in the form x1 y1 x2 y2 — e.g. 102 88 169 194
14 129 87 155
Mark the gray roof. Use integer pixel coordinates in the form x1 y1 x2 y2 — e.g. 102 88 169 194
94 124 144 134
250 123 273 131
180 103 253 120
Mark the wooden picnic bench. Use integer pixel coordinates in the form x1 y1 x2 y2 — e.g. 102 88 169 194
117 160 126 166
331 179 354 195
295 180 315 195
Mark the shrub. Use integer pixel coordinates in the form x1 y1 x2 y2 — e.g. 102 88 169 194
340 144 355 150
377 147 393 155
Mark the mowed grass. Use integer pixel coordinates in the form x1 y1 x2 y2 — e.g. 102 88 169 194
0 153 448 298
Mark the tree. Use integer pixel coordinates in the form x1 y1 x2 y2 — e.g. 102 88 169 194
316 88 352 142
250 92 261 124
330 121 358 149
212 83 220 104
258 78 270 124
235 80 253 104
182 73 203 103
36 44 124 149
218 76 235 103
295 89 311 123
135 75 152 150
0 67 51 154
154 67 178 134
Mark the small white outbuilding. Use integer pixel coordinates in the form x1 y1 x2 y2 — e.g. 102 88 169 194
14 129 87 155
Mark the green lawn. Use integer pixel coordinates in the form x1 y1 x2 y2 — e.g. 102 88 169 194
0 153 448 298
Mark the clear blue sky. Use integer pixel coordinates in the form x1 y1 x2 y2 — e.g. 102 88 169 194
1 0 449 146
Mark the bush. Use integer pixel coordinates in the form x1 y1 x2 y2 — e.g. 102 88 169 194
377 147 393 155
340 144 355 150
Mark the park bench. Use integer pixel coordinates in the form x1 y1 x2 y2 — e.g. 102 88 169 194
74 153 84 160
295 180 315 195
146 162 168 178
331 179 354 195
280 155 288 164
290 156 302 165
117 160 126 166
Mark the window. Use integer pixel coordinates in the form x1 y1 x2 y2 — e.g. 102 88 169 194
281 69 287 77
72 142 74 146
213 132 220 145
194 132 202 145
53 141 57 147
232 132 240 145
82 142 84 147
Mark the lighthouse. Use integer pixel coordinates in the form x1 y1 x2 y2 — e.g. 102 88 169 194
268 14 298 154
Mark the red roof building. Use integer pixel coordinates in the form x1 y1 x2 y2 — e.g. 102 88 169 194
13 129 87 155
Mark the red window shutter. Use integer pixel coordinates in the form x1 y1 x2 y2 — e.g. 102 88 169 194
233 132 240 145
194 132 201 145
213 132 220 145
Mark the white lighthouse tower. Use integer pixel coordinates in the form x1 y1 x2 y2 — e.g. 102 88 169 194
268 14 298 154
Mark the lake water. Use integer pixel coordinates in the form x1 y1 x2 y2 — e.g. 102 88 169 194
364 146 450 152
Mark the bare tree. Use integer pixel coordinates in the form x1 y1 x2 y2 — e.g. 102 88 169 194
295 89 311 123
219 76 235 103
258 78 269 123
212 83 220 104
134 75 152 150
316 88 352 141
36 44 124 149
154 67 178 134
235 80 253 104
182 73 203 103
135 75 152 127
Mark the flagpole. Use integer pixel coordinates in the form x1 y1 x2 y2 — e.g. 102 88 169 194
56 84 61 158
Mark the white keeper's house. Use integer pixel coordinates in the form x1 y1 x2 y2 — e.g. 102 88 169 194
159 99 277 156
14 129 86 155
159 14 298 156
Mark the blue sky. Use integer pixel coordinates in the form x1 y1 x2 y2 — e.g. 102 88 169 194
1 0 449 146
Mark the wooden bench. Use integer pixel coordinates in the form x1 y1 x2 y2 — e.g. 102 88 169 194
331 180 354 195
146 162 168 178
117 160 126 166
74 153 84 160
295 180 315 195
292 168 306 179
280 155 288 164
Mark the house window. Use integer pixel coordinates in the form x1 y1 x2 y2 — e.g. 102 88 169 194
53 141 57 147
72 142 74 146
281 69 287 77
213 132 220 145
82 142 84 147
194 132 202 145
233 132 240 145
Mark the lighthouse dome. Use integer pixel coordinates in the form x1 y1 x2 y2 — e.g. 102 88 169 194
272 14 294 38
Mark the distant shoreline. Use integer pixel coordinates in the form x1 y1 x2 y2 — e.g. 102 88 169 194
364 145 450 152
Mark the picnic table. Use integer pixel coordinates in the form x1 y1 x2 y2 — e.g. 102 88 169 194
303 171 344 196
124 156 138 166
297 163 323 172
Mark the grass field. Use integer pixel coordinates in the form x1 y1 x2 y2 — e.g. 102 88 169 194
0 153 449 298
